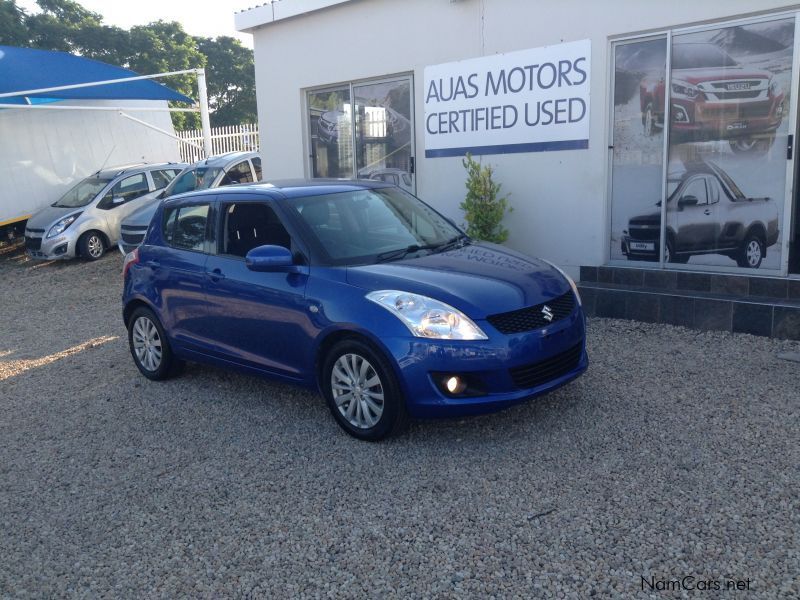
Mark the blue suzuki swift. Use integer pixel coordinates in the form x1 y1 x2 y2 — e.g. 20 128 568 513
122 180 587 440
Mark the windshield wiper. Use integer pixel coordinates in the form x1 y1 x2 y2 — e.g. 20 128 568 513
376 243 442 263
375 235 470 263
435 234 470 253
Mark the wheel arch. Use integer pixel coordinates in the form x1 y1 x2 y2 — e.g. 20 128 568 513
313 327 404 397
77 228 111 256
123 296 157 328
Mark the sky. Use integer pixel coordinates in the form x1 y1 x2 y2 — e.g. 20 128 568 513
16 0 256 47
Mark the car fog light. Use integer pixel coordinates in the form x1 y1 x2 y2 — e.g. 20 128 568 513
445 376 466 395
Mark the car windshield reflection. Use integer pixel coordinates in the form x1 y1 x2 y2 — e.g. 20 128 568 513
290 188 462 265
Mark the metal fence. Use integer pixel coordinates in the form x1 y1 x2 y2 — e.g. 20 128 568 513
176 123 260 163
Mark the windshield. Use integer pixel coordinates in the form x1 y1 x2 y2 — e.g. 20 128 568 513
289 188 463 265
52 178 111 208
672 43 737 69
164 166 223 197
666 178 682 201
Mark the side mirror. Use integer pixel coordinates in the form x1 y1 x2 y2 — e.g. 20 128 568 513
678 195 698 208
245 244 293 271
112 194 125 204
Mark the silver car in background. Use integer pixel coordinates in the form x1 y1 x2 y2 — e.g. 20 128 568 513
118 151 261 254
24 163 185 261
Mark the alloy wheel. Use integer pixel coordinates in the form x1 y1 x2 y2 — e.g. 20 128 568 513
746 240 762 267
87 235 103 258
132 316 162 372
331 353 385 429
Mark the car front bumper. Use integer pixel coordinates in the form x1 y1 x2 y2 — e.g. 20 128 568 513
24 231 77 260
670 96 784 141
383 306 587 419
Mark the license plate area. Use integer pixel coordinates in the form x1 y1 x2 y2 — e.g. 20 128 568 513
629 241 654 251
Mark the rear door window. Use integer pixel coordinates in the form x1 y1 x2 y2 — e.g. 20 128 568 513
163 204 210 252
151 169 179 190
97 173 149 209
219 161 254 186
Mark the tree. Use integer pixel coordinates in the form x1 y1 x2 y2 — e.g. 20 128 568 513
0 0 258 130
195 36 256 127
460 153 512 243
128 21 206 130
0 0 27 46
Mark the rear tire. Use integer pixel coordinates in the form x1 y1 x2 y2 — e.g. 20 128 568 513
736 233 764 269
128 307 183 380
321 339 408 441
78 231 105 261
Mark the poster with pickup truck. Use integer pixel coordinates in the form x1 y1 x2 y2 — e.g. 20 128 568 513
610 17 795 271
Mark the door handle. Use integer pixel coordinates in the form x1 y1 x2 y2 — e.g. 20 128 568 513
704 209 711 215
207 268 226 282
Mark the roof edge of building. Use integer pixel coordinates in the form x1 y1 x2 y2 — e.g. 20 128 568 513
234 0 355 32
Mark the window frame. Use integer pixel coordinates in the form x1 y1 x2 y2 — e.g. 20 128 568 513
303 73 416 194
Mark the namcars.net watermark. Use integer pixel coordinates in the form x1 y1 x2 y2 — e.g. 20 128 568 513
642 575 752 593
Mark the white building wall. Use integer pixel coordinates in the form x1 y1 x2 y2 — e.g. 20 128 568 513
0 99 181 225
245 0 796 275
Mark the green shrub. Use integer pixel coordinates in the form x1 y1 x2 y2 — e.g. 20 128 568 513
460 153 512 244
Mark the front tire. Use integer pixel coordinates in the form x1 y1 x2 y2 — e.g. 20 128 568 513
322 339 408 441
128 307 182 380
78 231 105 261
736 234 764 269
665 238 689 264
643 103 656 136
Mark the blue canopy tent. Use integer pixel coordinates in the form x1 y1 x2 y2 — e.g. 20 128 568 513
0 45 194 104
0 46 212 156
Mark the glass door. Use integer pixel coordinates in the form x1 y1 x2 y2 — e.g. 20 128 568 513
608 36 669 264
663 15 796 273
354 77 415 193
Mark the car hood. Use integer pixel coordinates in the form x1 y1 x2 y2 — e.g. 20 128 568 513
346 242 570 319
674 66 771 85
122 201 160 228
628 210 661 227
26 205 84 230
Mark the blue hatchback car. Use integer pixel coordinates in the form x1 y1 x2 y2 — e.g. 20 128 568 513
122 180 587 440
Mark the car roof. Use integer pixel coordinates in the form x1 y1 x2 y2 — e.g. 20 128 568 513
190 151 260 169
95 162 187 179
162 179 393 205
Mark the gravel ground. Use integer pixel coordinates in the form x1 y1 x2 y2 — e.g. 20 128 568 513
1 244 799 598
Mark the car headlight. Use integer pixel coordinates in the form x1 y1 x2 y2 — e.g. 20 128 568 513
366 290 488 340
540 260 582 306
46 213 81 238
671 80 699 99
769 77 782 97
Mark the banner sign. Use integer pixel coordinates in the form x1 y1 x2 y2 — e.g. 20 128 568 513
423 39 591 158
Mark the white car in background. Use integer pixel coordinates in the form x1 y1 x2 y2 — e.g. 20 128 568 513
24 163 185 261
118 152 261 254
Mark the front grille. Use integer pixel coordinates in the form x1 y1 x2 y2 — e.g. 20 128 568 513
711 90 761 100
487 292 575 335
509 343 583 389
25 236 42 251
121 232 145 245
628 225 660 241
25 227 45 234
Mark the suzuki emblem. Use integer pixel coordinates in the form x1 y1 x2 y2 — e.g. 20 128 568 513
542 305 554 322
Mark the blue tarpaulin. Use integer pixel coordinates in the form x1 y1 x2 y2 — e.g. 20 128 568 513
0 46 194 105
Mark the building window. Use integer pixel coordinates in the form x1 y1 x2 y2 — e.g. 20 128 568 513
307 76 415 193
